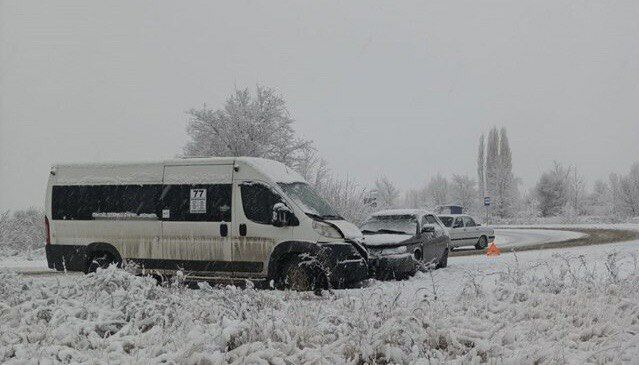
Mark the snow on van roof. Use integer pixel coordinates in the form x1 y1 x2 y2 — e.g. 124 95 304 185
51 157 306 184
371 209 434 217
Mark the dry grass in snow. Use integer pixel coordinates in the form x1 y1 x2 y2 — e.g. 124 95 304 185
1 249 639 364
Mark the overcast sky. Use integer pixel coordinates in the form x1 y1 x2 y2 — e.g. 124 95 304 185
1 1 638 210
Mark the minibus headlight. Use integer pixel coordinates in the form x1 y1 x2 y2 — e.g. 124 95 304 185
312 220 343 239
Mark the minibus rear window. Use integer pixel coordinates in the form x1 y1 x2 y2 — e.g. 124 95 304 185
52 184 232 222
52 185 162 220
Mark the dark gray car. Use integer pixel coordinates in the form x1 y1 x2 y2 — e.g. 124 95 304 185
361 209 451 280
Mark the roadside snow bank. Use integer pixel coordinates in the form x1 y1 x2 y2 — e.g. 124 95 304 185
2 249 639 364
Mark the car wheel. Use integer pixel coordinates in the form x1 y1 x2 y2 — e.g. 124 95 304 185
436 249 448 269
395 272 413 281
278 255 327 293
475 236 488 250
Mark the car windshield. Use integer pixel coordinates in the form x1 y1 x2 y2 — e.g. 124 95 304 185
277 182 342 220
361 215 417 235
439 216 454 227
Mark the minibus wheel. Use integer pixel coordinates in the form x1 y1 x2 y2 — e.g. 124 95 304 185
278 255 328 293
86 252 118 273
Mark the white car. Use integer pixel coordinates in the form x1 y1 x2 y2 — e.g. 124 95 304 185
437 214 495 250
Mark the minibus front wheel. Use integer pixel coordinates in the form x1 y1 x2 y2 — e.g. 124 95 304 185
277 254 328 294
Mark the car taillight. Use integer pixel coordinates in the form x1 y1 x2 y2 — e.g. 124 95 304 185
44 216 51 245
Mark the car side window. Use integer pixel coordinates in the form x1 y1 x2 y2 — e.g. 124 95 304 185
453 218 464 228
423 214 437 225
464 216 476 227
240 182 283 225
423 215 443 233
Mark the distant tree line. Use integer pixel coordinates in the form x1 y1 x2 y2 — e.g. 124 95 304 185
182 85 639 224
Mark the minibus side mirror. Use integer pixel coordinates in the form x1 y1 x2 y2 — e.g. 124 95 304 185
272 204 298 227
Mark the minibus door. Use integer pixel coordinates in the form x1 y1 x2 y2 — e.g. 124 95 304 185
158 164 236 276
232 180 294 277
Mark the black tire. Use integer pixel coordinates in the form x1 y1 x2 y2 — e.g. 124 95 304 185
436 249 448 269
395 269 417 281
86 252 117 273
475 236 488 250
277 255 328 293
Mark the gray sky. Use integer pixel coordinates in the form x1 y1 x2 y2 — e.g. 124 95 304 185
1 1 638 210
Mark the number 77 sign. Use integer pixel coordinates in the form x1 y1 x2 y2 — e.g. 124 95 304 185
190 188 207 213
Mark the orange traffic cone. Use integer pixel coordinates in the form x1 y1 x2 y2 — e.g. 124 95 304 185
486 242 501 256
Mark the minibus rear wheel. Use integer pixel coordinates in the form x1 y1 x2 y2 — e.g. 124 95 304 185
86 252 118 273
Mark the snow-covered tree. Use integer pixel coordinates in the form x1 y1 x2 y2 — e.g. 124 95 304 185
609 163 639 217
586 179 612 216
373 176 400 210
402 188 427 209
535 162 569 217
450 174 478 213
426 174 450 208
485 128 500 213
477 134 486 200
479 126 518 218
0 209 44 257
313 174 375 225
496 128 516 217
565 166 587 215
183 86 312 169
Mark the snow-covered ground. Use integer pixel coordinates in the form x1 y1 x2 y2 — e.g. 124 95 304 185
0 255 48 273
2 231 639 363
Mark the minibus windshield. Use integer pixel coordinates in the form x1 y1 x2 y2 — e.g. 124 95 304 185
278 182 342 220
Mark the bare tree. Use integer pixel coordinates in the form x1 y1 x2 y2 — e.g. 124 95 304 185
183 86 312 169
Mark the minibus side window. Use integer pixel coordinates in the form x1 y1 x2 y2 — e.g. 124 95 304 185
240 182 282 225
52 185 162 220
160 184 232 222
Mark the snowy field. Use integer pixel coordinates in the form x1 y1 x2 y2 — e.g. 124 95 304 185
2 229 639 363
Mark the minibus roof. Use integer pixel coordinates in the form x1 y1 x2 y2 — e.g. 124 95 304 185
51 157 306 184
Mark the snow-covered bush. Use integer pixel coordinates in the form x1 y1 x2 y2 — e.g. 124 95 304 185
2 250 639 363
0 209 45 257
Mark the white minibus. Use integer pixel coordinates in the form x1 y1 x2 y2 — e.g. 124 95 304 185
44 157 368 291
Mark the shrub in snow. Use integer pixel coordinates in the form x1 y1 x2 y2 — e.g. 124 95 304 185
0 209 44 257
2 251 639 363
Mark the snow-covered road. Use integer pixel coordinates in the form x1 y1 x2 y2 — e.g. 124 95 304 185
494 228 586 248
